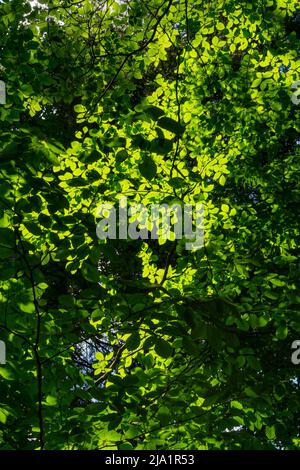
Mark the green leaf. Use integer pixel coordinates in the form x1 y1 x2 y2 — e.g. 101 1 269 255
265 425 276 440
45 396 57 406
74 104 86 113
244 387 259 398
81 263 99 283
0 408 8 424
144 106 165 120
0 367 14 380
276 325 288 340
0 228 14 247
202 392 223 408
126 332 140 351
219 175 226 186
157 117 185 135
157 406 170 425
150 137 173 155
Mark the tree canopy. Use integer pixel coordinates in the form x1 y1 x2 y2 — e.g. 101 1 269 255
0 0 299 450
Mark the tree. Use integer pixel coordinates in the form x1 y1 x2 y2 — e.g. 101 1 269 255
0 0 299 450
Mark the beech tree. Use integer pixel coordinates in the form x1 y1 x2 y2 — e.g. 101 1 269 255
0 0 299 450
